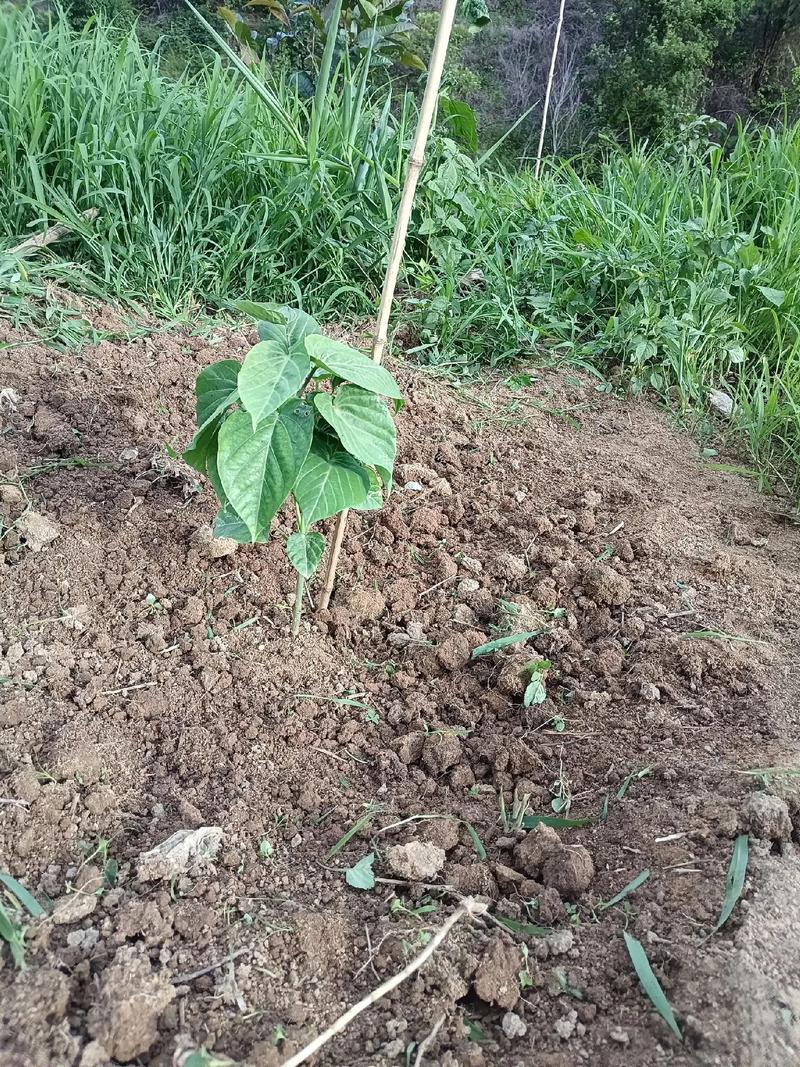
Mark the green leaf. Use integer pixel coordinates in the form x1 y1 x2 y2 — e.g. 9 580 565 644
185 359 241 474
755 285 786 307
470 631 544 659
286 531 326 578
238 331 311 429
495 914 551 937
217 400 313 541
0 901 26 969
236 299 286 323
195 359 241 427
314 386 397 472
0 874 45 918
597 869 650 911
355 467 384 512
345 852 375 890
257 306 321 345
214 502 254 543
522 659 551 707
293 438 372 526
440 97 477 154
623 931 682 1041
462 820 487 860
305 335 402 399
184 415 225 475
712 834 748 932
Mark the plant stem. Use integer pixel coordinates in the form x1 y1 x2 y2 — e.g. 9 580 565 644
292 572 305 636
534 0 567 181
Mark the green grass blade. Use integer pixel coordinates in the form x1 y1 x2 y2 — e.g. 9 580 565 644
0 873 45 917
623 931 682 1041
470 631 545 659
326 805 379 860
495 914 552 937
0 901 27 970
462 820 487 860
598 869 650 911
713 834 749 932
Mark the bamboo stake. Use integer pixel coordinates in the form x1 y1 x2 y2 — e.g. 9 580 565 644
278 898 486 1067
318 0 460 611
534 0 567 181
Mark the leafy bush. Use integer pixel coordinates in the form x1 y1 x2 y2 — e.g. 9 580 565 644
184 304 400 632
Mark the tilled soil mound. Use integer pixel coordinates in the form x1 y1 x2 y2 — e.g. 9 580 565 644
0 318 799 1067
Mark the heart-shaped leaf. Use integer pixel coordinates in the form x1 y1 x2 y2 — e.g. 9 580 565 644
305 335 401 399
345 852 375 890
293 438 372 526
257 306 321 345
217 400 313 540
314 386 396 473
238 330 311 430
286 531 326 577
195 359 240 427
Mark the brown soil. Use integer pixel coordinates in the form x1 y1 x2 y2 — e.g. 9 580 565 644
1 316 799 1067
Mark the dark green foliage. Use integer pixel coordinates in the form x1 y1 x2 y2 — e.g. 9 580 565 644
587 0 741 140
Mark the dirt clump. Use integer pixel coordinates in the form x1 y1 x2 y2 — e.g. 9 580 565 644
741 792 793 842
474 936 522 1009
541 845 595 899
386 840 446 880
86 945 175 1061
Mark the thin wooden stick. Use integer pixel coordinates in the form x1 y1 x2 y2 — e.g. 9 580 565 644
534 0 567 181
7 208 100 256
413 1012 447 1067
279 897 486 1067
318 0 459 611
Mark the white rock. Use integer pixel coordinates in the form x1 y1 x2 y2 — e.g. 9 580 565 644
137 826 223 882
502 1012 528 1039
457 578 480 596
709 389 734 417
192 524 237 559
639 681 661 702
554 1009 578 1040
53 891 98 925
609 1027 630 1044
17 510 60 552
385 841 446 881
546 928 574 956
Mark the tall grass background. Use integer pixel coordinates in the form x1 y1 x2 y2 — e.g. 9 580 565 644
0 7 798 496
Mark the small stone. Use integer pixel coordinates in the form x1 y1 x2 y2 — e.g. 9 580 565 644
119 447 139 462
709 388 734 417
79 1041 111 1067
457 578 480 596
460 555 483 574
741 792 792 842
53 892 98 925
137 826 223 881
554 1009 578 1040
639 681 661 702
385 841 446 881
17 510 60 552
453 603 478 627
494 863 525 887
501 1012 527 1039
474 936 521 1009
541 845 595 900
545 928 574 956
609 1027 630 1045
513 824 562 879
192 524 236 559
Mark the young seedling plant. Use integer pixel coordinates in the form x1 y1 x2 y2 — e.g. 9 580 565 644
184 304 401 634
